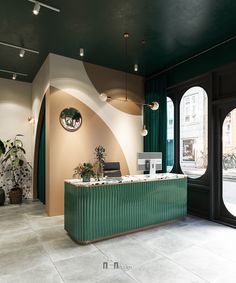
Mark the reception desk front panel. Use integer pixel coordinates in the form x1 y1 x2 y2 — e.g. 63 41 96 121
64 175 187 244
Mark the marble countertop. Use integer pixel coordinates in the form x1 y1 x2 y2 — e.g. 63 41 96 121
65 173 187 188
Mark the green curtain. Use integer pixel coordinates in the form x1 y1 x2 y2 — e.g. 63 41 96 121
37 113 45 204
144 75 167 172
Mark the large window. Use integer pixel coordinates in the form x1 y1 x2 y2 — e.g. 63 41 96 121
222 108 236 216
180 86 208 178
167 97 174 172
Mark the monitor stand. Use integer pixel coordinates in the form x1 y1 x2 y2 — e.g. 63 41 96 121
149 160 156 175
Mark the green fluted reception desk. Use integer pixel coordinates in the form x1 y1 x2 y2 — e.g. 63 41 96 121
64 174 187 244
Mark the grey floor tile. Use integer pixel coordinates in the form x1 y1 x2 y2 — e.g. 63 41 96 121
0 244 51 276
55 249 122 283
28 215 64 231
96 271 136 283
164 220 223 245
141 230 193 256
127 226 169 241
0 263 63 283
0 218 32 237
36 226 68 242
169 245 236 283
0 230 39 253
94 235 161 268
43 236 97 262
127 257 207 283
200 233 236 263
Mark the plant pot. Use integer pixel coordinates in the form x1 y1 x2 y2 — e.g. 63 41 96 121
82 175 91 182
9 187 23 204
0 188 5 206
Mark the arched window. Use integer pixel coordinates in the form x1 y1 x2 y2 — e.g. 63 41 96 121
167 97 174 172
222 108 236 216
180 86 208 178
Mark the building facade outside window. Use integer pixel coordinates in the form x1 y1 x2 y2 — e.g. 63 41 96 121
180 86 208 178
222 108 236 216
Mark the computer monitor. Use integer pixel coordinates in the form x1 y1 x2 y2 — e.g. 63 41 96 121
137 152 162 175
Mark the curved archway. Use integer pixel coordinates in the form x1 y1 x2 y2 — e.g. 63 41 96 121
33 96 45 203
222 108 236 216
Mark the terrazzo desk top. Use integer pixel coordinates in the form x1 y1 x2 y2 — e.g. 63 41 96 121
65 173 186 188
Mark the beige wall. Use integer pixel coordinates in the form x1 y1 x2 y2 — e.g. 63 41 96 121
46 87 129 216
0 78 32 164
49 53 144 175
84 61 144 115
30 53 145 216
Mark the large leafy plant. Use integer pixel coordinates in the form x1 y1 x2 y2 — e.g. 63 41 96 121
0 140 5 158
1 136 29 188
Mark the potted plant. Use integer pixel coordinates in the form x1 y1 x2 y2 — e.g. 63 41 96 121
94 145 106 180
0 139 6 205
74 163 95 182
1 135 29 204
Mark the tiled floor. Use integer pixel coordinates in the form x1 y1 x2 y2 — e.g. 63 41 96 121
0 201 236 283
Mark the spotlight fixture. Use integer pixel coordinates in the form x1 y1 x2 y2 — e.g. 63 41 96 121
12 73 17 80
28 0 60 14
79 48 84 57
0 41 39 55
0 69 28 79
28 116 35 124
134 64 138 72
141 125 148 136
19 49 25 58
99 93 108 102
148 101 159 111
33 1 40 15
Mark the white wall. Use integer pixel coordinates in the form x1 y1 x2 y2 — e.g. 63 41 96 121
0 78 32 163
32 55 50 154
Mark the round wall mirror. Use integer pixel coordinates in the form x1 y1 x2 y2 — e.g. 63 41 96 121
60 108 82 132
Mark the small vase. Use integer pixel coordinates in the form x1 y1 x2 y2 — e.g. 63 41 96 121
82 175 91 182
97 163 104 181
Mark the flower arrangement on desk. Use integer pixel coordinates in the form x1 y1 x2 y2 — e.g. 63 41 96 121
74 163 95 182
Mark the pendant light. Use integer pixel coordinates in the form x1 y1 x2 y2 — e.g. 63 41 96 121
98 32 159 137
141 104 148 136
141 125 148 136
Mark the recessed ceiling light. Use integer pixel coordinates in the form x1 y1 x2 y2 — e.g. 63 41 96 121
80 48 84 57
12 73 17 80
19 49 25 58
33 1 40 15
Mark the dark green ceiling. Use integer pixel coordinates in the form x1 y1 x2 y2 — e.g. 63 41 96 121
1 0 236 82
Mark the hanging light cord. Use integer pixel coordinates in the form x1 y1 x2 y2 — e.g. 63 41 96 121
124 33 128 101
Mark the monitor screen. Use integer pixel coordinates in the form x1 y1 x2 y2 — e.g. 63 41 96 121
137 152 162 174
